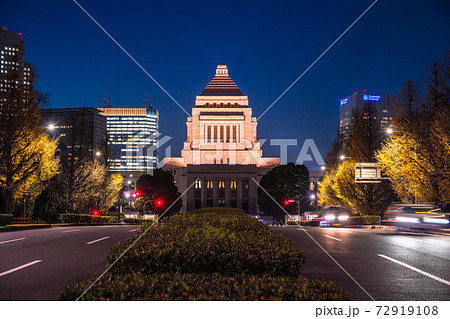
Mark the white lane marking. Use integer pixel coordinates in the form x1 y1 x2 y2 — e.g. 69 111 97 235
86 236 110 245
324 235 342 242
128 229 137 232
0 237 26 245
0 260 42 277
377 254 450 286
61 229 81 233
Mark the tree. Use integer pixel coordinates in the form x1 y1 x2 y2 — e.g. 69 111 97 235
90 171 123 214
49 108 106 213
0 63 56 215
376 134 431 203
136 169 182 216
12 133 59 217
257 163 310 219
333 160 395 215
317 168 342 207
377 55 450 206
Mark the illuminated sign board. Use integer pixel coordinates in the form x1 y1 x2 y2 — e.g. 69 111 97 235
362 94 381 101
340 98 348 106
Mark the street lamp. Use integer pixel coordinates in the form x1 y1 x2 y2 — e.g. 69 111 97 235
95 151 101 157
47 124 55 131
386 127 418 204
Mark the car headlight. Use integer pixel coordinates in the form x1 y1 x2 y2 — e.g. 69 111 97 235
423 218 449 224
338 215 349 221
324 214 335 220
395 216 419 223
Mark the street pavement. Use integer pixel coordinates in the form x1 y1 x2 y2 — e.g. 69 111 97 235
0 225 137 300
1 224 449 301
271 226 450 301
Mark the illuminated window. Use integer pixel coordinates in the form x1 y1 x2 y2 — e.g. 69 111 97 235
230 180 237 189
194 179 202 189
207 180 213 188
219 180 225 188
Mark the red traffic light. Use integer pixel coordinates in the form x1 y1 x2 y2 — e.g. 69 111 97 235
92 210 99 216
284 200 289 206
134 191 141 198
155 199 163 207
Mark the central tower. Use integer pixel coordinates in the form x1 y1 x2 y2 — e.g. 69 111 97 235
163 63 279 213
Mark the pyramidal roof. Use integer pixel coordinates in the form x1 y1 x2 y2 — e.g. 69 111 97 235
200 63 244 96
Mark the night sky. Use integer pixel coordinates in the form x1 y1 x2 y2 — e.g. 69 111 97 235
1 0 449 170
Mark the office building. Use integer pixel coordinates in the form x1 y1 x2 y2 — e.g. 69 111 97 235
339 91 397 143
0 26 31 95
98 106 159 179
40 107 107 156
163 63 280 213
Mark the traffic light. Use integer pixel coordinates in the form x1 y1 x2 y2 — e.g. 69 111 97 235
155 199 164 207
284 200 289 206
92 209 99 216
134 191 141 198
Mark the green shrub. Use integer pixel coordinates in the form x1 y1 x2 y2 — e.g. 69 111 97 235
349 215 380 225
0 214 13 226
164 213 268 233
107 215 305 277
123 218 150 225
286 220 320 227
190 207 246 216
61 214 116 224
59 272 348 301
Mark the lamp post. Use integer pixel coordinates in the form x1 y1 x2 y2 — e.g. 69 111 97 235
386 128 418 204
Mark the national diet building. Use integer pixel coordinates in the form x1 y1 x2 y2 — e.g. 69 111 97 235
163 63 280 213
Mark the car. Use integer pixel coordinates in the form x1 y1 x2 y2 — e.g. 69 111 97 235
320 206 352 226
382 203 449 229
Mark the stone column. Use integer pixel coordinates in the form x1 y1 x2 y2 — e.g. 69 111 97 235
201 177 206 208
225 177 231 207
237 178 243 210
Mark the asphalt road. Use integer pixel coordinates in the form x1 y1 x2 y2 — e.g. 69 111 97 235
0 225 137 300
271 226 450 301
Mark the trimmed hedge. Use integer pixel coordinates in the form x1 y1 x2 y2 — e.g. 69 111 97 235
0 214 13 226
61 214 116 224
190 207 246 216
107 221 305 277
163 212 269 233
123 218 150 225
287 220 321 227
349 215 380 225
59 272 348 301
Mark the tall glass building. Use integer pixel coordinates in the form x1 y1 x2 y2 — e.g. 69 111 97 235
99 106 159 175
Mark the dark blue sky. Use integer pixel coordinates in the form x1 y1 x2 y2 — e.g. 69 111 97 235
1 0 449 169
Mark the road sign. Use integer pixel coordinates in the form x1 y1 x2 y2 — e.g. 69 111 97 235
355 163 388 183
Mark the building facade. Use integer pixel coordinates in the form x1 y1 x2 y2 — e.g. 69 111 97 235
163 63 280 213
40 107 107 156
0 26 31 96
339 91 397 143
98 106 159 180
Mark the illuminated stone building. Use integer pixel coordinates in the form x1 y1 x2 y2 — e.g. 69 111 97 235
163 63 279 213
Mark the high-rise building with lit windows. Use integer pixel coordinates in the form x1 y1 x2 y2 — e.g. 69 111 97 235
339 91 398 144
98 106 159 177
0 26 31 95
